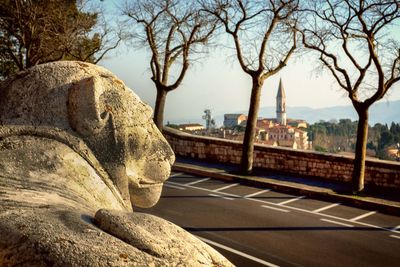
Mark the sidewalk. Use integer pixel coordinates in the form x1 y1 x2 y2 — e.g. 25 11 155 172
172 156 400 216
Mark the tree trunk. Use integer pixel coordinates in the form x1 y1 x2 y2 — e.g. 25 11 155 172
352 108 369 194
153 88 167 130
240 77 263 174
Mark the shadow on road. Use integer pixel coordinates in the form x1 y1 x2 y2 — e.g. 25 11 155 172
183 226 391 232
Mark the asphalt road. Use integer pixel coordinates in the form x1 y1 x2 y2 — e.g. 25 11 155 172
136 172 400 267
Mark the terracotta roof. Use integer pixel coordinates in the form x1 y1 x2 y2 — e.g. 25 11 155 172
179 123 203 127
278 140 297 147
258 140 278 146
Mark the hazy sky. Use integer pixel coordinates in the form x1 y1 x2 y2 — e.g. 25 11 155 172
99 1 400 125
100 46 400 124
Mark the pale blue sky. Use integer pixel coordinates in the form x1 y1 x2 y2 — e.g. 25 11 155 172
100 46 400 124
99 1 400 125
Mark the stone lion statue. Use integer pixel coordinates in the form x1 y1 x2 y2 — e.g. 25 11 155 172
0 61 232 266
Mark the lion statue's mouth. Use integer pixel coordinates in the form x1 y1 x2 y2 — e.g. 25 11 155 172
138 182 164 188
129 183 164 208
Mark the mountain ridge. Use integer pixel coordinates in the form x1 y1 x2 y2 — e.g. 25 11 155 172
257 99 400 125
169 100 400 126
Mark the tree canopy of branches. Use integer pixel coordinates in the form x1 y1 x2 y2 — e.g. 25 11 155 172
300 0 400 193
0 0 120 80
201 0 298 174
122 0 216 129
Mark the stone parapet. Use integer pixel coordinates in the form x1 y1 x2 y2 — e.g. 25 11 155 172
163 127 400 190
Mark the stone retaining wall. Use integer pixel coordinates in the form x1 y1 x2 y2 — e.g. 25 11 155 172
163 127 400 190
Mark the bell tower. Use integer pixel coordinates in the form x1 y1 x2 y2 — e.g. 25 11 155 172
276 78 287 125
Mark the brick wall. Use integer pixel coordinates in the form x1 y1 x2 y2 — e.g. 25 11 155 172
163 127 400 190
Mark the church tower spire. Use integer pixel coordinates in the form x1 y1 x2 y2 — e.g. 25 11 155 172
276 78 287 125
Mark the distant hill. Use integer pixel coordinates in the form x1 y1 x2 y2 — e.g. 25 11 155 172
169 100 400 127
258 100 400 125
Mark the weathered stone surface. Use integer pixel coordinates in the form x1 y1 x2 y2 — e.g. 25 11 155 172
0 61 232 266
94 209 231 266
0 61 174 209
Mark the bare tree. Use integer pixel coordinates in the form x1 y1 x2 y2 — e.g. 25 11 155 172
300 0 400 193
61 1 123 64
0 0 121 80
122 0 216 129
201 0 298 174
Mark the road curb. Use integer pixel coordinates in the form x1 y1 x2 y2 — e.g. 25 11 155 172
172 163 400 216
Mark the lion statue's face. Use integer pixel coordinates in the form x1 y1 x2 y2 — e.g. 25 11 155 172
0 61 175 209
78 76 175 208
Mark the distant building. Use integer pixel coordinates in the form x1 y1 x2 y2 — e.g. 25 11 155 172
276 78 287 126
222 78 309 149
259 139 278 147
256 118 275 128
386 145 400 160
178 123 204 132
224 131 245 142
202 109 216 131
258 125 309 150
287 119 307 129
246 79 309 149
223 114 247 128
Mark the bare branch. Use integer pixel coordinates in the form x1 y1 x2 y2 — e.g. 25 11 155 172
122 0 215 126
300 0 400 192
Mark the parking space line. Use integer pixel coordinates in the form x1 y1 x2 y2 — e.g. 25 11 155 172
241 190 394 231
213 183 240 192
261 205 290 213
185 178 210 186
196 236 280 267
391 225 400 233
277 196 305 205
164 183 185 190
244 189 271 198
169 172 184 178
312 203 341 213
321 219 354 228
209 193 234 201
349 211 377 222
169 178 398 235
168 181 240 197
287 202 400 233
390 235 400 240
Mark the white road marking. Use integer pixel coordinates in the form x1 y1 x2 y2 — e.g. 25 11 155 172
209 193 234 201
196 236 280 267
321 219 354 228
391 225 400 233
349 211 377 222
312 203 341 213
185 177 210 186
168 180 397 235
282 201 396 233
244 189 271 198
277 196 306 206
390 235 400 240
164 183 185 190
169 172 184 178
261 205 290 213
213 183 239 192
168 181 239 197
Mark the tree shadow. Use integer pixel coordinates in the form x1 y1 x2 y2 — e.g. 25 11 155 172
183 226 391 232
161 195 295 200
